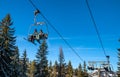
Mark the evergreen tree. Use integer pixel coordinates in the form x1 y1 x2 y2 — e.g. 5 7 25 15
77 63 83 77
36 40 48 77
0 14 17 76
58 47 66 77
67 61 73 77
52 60 59 77
74 68 78 76
12 46 20 77
118 45 120 77
48 61 53 77
83 61 88 77
28 60 37 77
20 50 28 77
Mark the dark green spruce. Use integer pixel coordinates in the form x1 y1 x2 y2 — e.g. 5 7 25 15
35 40 48 77
58 47 66 77
20 50 28 77
0 14 19 77
118 40 120 77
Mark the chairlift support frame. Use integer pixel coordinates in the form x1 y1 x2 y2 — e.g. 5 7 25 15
25 9 49 45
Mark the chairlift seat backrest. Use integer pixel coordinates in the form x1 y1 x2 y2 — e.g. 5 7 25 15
37 22 45 25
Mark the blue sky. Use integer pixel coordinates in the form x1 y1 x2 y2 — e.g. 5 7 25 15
0 0 120 71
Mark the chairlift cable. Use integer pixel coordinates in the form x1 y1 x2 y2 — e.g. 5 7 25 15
28 0 38 10
27 0 84 62
46 23 49 35
85 0 107 57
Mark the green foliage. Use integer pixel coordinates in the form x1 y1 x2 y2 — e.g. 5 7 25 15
58 47 66 77
67 61 73 77
52 60 59 77
12 47 21 77
74 68 78 76
77 63 83 77
20 50 28 77
74 62 88 77
118 46 120 76
118 48 120 69
0 14 18 76
27 60 37 77
48 61 53 77
35 40 48 77
83 61 88 77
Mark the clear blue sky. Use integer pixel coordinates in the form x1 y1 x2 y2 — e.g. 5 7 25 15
0 0 120 71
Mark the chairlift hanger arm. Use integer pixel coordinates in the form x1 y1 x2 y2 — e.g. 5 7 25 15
34 9 40 16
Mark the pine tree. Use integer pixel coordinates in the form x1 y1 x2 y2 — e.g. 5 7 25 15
12 46 20 77
28 60 37 77
36 40 48 77
52 60 59 77
74 68 78 76
83 61 88 77
48 61 53 77
0 14 17 76
118 45 120 77
67 61 73 77
58 47 66 77
20 50 28 77
77 63 83 77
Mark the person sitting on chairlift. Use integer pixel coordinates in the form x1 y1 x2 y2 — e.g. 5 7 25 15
33 29 38 39
39 29 48 39
28 34 34 43
28 29 38 43
39 29 43 39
